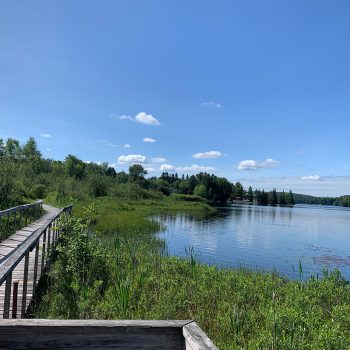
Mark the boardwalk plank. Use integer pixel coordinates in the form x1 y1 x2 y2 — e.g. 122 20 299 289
0 204 64 318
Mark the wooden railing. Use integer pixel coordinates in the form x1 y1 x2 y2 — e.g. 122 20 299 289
0 205 72 319
0 319 219 349
0 200 44 242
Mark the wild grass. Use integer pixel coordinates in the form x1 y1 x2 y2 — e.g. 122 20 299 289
35 198 350 349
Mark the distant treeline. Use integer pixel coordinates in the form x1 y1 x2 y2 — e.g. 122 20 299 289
293 193 350 207
0 137 348 208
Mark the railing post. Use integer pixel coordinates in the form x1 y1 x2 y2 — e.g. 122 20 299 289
12 281 19 319
3 272 12 319
24 207 28 226
21 252 29 318
13 211 17 234
6 212 10 236
18 208 22 231
32 243 39 294
41 228 47 274
47 223 51 259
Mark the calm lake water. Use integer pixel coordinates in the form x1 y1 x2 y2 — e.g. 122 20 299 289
154 204 350 280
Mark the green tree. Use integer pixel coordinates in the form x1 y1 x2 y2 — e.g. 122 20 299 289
194 184 207 198
269 188 278 206
233 182 244 199
247 186 254 202
22 137 41 160
5 138 22 159
128 164 147 182
286 190 295 205
279 190 286 205
65 155 86 179
0 138 5 157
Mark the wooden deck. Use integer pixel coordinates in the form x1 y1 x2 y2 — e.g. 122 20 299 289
0 204 69 318
0 319 219 349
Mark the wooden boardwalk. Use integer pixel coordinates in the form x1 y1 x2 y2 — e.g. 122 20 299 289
0 204 70 318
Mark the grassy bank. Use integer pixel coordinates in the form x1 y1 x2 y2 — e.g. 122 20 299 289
35 197 350 349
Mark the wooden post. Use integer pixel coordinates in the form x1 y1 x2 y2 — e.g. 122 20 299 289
18 209 22 231
24 208 28 226
32 243 39 294
21 252 29 318
13 211 17 234
3 273 12 319
12 281 19 319
47 224 51 259
41 228 47 274
6 212 10 236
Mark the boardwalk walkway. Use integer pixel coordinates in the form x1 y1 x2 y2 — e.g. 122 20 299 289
0 204 71 318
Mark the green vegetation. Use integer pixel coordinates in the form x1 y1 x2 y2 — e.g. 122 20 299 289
0 137 299 210
2 136 350 348
35 201 350 349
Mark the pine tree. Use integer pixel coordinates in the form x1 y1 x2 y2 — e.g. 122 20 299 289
247 186 254 202
270 188 278 206
279 190 286 205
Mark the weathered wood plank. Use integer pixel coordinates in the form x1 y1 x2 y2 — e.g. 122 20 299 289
0 204 71 318
183 322 218 350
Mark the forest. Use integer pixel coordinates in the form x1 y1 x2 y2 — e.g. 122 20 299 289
1 136 349 210
0 136 299 209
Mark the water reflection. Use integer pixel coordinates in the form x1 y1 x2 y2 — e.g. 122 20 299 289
154 205 350 280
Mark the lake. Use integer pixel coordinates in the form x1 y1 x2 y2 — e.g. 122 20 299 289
154 204 350 280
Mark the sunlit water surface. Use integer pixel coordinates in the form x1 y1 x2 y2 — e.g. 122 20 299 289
153 204 350 280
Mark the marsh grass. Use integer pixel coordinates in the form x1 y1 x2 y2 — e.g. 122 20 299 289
35 197 350 349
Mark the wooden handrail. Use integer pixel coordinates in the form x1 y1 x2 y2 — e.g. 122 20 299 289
0 204 72 318
0 200 45 242
0 200 44 218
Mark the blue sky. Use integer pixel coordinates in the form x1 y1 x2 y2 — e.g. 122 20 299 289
1 0 350 196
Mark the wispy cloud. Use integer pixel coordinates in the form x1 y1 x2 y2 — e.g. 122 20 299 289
46 148 52 152
192 150 222 159
124 144 131 148
145 167 155 172
113 112 160 126
178 164 216 172
143 137 156 143
201 101 223 109
301 175 321 181
160 164 176 171
98 139 119 148
151 157 167 163
159 163 216 172
238 158 279 170
40 133 51 138
118 154 147 165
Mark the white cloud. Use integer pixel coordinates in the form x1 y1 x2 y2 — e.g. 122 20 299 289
238 158 279 170
115 112 160 126
192 150 222 159
40 133 51 138
159 164 216 172
201 101 223 109
109 163 117 168
98 139 119 147
301 175 321 181
143 137 156 143
178 164 216 172
151 157 167 163
135 112 160 125
46 148 52 152
124 144 131 148
160 164 176 172
145 167 155 172
118 154 147 165
118 115 134 121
